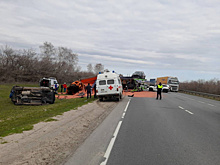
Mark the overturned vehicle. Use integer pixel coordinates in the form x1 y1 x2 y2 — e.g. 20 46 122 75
67 80 84 95
10 86 55 105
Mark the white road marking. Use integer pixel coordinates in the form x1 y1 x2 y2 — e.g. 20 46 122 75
176 93 217 111
178 106 184 109
176 93 218 108
185 110 194 115
122 112 126 118
124 99 131 112
100 121 122 165
100 99 131 165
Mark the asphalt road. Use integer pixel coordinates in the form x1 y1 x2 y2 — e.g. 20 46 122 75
105 93 220 165
64 92 220 165
64 97 129 165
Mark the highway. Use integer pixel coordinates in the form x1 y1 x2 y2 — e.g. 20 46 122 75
64 92 220 165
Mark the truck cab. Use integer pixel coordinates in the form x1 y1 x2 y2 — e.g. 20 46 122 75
96 71 123 101
168 77 179 92
148 78 157 91
156 76 179 92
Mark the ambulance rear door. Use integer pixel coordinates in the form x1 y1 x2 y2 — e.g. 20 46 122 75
106 78 117 94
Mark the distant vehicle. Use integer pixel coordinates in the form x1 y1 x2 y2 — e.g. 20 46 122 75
149 79 156 86
132 71 146 79
134 78 147 91
39 77 59 90
148 78 157 91
149 85 157 92
162 84 169 93
96 71 123 101
157 76 179 92
121 77 136 89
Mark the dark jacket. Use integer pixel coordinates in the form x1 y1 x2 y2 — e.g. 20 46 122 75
85 85 92 92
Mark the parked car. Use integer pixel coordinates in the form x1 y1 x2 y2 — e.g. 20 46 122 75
149 85 157 92
162 84 169 93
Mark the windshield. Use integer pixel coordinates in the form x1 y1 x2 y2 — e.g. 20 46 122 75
171 80 179 84
169 78 179 84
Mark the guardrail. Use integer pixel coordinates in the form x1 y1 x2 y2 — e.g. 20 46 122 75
179 90 220 100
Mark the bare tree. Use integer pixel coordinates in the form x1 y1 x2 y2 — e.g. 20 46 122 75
0 45 18 81
180 78 220 95
0 42 93 83
39 42 56 60
87 63 93 73
38 42 57 77
94 63 104 75
57 47 78 70
56 46 79 83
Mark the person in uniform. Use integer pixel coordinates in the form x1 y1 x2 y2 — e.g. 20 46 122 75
156 82 163 100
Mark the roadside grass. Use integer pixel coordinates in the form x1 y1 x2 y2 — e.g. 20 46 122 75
0 84 96 137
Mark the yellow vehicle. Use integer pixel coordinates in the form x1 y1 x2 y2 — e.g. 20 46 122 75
156 76 179 92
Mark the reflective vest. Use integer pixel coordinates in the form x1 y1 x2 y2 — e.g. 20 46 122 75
158 85 163 88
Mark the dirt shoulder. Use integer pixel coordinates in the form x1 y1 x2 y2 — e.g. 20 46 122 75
0 100 118 165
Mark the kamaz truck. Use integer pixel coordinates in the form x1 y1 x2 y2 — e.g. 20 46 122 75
156 76 179 92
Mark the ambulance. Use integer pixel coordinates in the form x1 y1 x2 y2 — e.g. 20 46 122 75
96 71 123 101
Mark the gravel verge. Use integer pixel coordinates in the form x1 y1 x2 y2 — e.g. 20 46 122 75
0 100 118 165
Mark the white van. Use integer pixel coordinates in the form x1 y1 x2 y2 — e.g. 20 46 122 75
96 71 123 101
39 77 59 90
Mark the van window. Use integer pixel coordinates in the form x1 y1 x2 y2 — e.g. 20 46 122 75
99 80 106 85
107 79 114 84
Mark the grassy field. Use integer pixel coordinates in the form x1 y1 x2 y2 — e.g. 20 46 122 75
0 83 96 137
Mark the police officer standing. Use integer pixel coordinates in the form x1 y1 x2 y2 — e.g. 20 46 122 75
156 82 163 100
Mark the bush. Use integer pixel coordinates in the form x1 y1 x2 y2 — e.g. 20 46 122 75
180 78 220 95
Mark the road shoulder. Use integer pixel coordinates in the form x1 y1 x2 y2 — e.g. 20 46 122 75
64 96 129 165
0 99 118 165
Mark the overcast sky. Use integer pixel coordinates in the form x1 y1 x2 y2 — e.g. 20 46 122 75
0 0 220 81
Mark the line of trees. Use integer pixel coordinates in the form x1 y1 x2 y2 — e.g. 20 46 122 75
180 79 220 95
0 42 105 84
